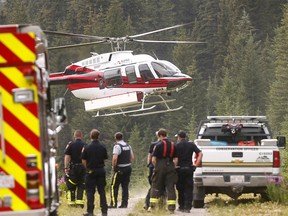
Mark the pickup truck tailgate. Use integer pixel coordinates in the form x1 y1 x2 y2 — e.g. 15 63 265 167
200 146 276 174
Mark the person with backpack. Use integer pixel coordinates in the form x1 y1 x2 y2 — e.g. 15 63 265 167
149 128 178 214
109 132 134 208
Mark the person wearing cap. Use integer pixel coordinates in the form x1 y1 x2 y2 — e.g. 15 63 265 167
175 130 203 213
149 128 178 214
109 132 134 208
144 130 166 210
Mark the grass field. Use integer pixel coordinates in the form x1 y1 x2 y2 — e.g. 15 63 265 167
57 189 288 216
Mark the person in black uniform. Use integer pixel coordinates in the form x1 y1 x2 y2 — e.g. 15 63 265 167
144 131 159 210
176 130 203 213
109 132 134 208
82 129 108 216
150 128 178 213
64 130 86 208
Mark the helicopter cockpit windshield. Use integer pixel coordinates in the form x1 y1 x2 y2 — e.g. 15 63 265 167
151 61 179 78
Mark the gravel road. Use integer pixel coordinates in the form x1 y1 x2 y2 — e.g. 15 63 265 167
105 190 210 216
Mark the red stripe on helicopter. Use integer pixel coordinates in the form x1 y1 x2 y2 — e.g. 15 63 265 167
66 80 168 90
3 106 40 151
0 71 38 118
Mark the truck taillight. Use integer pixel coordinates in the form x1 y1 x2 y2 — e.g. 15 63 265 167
26 171 41 209
273 151 280 167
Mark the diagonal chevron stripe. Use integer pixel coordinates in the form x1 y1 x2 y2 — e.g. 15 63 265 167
0 68 38 118
1 86 39 137
4 122 42 170
0 151 26 188
0 189 28 210
0 55 6 64
0 33 35 63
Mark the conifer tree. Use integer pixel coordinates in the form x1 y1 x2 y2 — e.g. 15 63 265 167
267 4 288 134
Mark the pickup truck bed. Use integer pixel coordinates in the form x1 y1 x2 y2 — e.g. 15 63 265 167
193 116 285 208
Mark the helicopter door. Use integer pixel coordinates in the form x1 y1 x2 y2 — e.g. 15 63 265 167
103 68 123 88
125 66 137 83
139 64 155 82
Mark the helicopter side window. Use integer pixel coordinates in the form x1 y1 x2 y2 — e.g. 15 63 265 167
151 62 177 77
125 66 137 84
103 68 123 87
139 64 155 82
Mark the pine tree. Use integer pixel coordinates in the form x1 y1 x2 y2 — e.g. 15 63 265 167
128 125 147 185
217 10 264 115
267 4 288 134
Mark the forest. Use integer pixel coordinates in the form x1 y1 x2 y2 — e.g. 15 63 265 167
1 0 288 183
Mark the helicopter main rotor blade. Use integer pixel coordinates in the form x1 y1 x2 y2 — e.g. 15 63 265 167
130 22 193 39
48 40 107 50
132 39 207 44
43 30 107 41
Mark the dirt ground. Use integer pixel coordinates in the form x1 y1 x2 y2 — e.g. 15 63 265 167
105 189 210 216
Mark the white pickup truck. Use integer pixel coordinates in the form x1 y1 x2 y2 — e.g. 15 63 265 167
193 116 286 208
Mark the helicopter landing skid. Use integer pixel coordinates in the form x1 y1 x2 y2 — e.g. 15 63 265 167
93 105 156 117
130 95 183 117
130 105 183 117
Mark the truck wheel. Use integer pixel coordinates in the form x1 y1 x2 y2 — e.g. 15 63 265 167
193 200 205 208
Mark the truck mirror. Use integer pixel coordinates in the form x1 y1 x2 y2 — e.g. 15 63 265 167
277 136 286 149
53 97 67 125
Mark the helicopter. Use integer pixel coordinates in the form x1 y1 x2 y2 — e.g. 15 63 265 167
45 23 205 117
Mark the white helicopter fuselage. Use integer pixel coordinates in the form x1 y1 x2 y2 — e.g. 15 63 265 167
66 51 190 100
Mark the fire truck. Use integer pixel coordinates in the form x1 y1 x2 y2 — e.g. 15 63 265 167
0 25 67 215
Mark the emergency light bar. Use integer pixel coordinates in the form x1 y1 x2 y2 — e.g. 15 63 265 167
207 116 267 122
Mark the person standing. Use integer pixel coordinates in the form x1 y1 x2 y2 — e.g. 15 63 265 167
64 130 86 208
176 130 203 213
82 129 108 216
144 131 159 210
150 128 178 214
109 132 134 208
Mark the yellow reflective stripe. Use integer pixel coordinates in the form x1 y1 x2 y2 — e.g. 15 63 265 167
0 33 36 62
4 122 41 170
110 172 118 206
2 66 38 103
0 55 7 64
68 178 77 185
2 86 39 137
75 200 85 204
150 198 159 203
0 151 26 188
0 188 29 210
167 200 176 205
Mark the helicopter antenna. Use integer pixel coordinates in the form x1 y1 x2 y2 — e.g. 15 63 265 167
63 88 69 96
151 51 158 60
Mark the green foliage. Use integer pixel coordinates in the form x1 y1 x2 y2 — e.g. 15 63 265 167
2 0 288 189
267 4 288 134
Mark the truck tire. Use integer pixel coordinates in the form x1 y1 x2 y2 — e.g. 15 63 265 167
193 200 205 208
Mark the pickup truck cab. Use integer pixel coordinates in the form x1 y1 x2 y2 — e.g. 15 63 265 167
193 116 286 208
